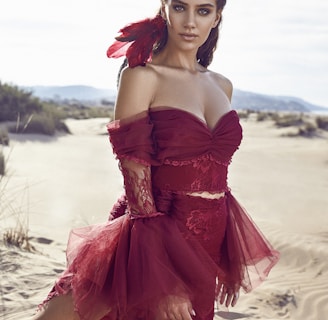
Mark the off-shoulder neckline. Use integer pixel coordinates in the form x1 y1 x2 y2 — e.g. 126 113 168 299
108 107 238 133
149 106 237 132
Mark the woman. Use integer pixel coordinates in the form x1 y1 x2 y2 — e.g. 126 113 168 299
33 0 279 319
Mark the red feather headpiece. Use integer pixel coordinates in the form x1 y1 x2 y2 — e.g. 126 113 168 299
107 15 166 68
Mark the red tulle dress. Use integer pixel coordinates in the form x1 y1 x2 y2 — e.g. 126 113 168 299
40 108 279 320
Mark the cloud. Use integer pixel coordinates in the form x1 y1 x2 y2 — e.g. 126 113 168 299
215 0 328 105
0 0 327 106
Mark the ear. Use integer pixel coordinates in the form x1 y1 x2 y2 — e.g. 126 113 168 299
213 9 222 28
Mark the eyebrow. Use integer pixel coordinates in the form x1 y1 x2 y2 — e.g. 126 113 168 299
172 0 215 8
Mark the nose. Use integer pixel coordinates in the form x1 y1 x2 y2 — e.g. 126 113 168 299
184 11 196 29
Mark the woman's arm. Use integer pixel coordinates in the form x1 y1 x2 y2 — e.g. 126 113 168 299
114 65 157 120
110 65 161 217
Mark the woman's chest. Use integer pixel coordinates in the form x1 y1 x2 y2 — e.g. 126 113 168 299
151 74 231 129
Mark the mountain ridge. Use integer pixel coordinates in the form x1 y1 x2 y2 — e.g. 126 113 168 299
232 89 327 112
24 85 117 103
24 85 327 113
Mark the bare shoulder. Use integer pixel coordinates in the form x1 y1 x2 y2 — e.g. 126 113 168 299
209 71 233 102
114 65 158 120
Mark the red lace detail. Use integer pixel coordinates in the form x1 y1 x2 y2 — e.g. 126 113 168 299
163 153 230 167
184 197 226 242
186 210 216 241
119 158 158 217
152 159 229 194
107 15 166 67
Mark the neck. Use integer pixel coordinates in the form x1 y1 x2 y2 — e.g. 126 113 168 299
153 42 205 72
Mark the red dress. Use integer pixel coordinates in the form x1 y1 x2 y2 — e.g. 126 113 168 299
41 108 279 320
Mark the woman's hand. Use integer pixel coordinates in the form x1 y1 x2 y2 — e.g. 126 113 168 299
156 295 195 320
218 282 240 308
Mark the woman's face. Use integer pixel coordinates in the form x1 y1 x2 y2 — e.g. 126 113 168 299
162 0 221 52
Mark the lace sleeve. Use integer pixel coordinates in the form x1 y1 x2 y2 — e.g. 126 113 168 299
119 158 163 218
107 113 163 219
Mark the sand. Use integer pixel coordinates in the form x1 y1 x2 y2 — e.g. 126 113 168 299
1 115 328 320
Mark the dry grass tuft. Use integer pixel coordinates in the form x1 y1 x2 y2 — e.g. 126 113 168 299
0 151 35 252
0 127 9 146
0 150 4 176
3 227 35 251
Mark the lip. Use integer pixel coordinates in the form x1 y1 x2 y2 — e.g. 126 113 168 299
179 33 198 41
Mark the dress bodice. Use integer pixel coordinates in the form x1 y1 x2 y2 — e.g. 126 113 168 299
149 108 243 193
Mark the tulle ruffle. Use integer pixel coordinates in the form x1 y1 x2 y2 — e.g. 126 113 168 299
219 192 280 292
41 192 279 320
45 215 220 319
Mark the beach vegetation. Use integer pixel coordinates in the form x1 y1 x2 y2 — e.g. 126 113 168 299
0 81 69 135
0 146 32 251
0 150 4 176
0 126 9 146
247 110 327 138
272 113 320 137
272 113 304 128
0 167 34 251
7 103 71 136
256 111 276 122
10 113 57 136
0 81 113 136
237 109 252 120
61 104 114 120
315 116 328 131
297 122 318 137
0 82 43 121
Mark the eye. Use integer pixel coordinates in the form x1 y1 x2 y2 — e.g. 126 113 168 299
198 8 211 16
173 5 185 12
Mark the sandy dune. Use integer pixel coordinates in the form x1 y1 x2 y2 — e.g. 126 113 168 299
1 115 327 320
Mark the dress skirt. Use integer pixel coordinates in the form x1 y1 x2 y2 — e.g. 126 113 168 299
40 191 279 320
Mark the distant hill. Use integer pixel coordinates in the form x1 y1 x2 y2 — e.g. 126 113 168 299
24 85 116 103
231 89 327 112
24 85 327 112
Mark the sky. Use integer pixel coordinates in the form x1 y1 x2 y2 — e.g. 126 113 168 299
0 0 328 107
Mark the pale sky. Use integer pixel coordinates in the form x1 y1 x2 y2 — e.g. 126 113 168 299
1 0 327 107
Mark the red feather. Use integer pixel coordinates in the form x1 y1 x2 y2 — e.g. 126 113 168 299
106 15 166 67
